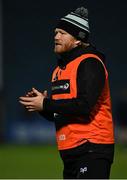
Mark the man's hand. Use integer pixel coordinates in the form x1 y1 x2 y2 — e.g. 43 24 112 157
19 88 47 112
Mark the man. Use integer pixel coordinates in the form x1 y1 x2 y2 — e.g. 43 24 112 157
19 7 114 179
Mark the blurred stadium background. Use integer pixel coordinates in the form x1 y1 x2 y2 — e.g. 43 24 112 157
0 0 127 179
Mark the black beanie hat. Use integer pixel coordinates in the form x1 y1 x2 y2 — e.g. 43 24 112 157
56 7 90 42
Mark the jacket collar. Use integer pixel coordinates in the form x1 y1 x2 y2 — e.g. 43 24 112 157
57 44 103 69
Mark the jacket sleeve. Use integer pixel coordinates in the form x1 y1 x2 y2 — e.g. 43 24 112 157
41 58 105 117
39 111 54 122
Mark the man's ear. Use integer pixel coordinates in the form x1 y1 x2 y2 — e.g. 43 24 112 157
75 40 81 47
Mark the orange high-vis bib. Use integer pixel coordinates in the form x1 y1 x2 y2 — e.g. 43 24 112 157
52 54 114 150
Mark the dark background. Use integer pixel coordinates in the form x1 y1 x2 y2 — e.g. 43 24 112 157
1 0 127 144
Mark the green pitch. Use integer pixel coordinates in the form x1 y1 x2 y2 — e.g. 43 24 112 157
0 143 127 179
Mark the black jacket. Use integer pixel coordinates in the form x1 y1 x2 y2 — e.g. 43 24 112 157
40 44 114 162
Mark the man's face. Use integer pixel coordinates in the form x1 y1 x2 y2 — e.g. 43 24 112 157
54 28 78 54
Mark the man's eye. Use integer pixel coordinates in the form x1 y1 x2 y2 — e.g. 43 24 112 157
54 31 66 36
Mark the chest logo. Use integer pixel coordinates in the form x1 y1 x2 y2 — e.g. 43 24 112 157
51 80 70 95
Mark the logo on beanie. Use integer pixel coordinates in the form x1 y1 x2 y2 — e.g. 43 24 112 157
78 31 86 39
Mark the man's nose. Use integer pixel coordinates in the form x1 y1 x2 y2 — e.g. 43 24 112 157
55 32 61 39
